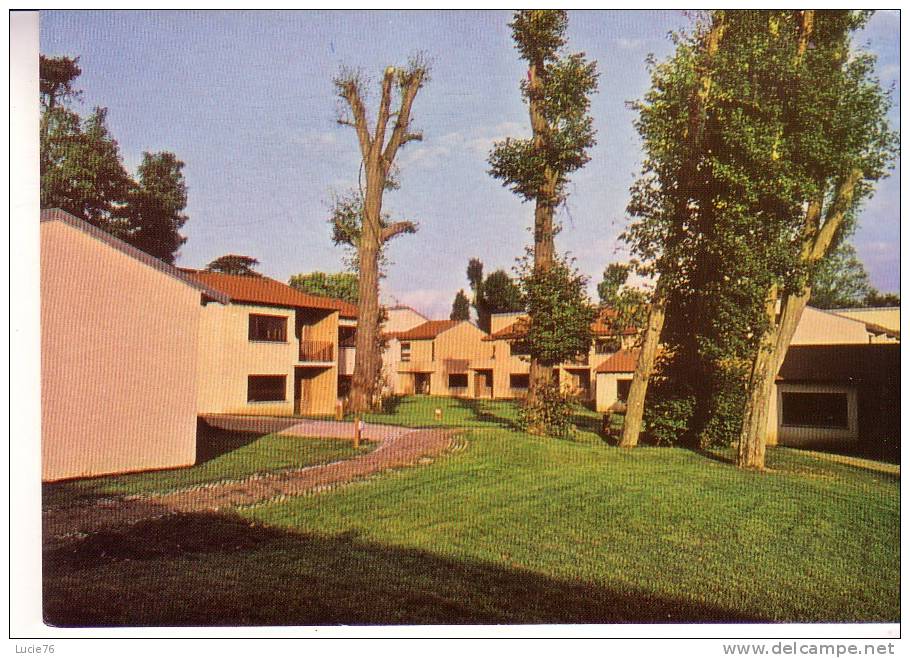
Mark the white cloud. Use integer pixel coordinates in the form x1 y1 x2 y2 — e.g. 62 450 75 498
397 122 530 172
384 287 454 319
616 37 647 51
288 130 338 148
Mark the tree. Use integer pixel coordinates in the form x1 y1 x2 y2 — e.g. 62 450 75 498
40 54 191 264
809 243 874 309
334 56 429 413
206 254 261 276
289 271 359 304
41 105 133 234
39 54 81 111
463 259 524 331
489 10 598 402
450 290 471 321
864 290 899 307
734 11 897 469
619 13 727 449
125 152 189 264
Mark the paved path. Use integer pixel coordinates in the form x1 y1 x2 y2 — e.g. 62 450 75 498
43 420 462 545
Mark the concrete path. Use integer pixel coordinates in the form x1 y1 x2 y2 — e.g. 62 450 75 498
43 420 462 546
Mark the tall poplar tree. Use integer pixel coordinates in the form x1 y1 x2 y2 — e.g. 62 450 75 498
488 9 598 401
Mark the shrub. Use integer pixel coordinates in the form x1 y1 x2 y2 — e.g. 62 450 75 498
518 380 577 439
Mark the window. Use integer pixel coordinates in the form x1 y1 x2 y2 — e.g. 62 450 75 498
781 391 849 429
617 379 632 403
247 375 286 402
510 373 529 389
401 342 411 362
448 373 468 388
249 314 287 342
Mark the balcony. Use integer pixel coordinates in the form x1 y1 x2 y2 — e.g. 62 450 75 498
300 340 334 363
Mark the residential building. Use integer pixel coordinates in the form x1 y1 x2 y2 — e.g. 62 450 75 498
592 306 900 450
828 306 900 343
40 209 229 481
484 311 636 401
183 270 357 417
388 320 492 397
380 305 429 395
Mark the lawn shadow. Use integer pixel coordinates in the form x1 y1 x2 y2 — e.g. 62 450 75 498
43 511 769 626
452 396 521 431
195 419 268 465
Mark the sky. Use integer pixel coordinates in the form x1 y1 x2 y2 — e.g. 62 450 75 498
40 10 901 319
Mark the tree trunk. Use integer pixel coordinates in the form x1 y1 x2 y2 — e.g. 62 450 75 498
618 290 666 447
737 167 860 468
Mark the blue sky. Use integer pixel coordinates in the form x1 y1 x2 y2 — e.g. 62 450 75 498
40 10 900 318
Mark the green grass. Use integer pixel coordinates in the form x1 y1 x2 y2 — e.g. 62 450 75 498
43 429 373 508
43 397 899 626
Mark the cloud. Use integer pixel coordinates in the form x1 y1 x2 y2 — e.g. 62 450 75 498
383 287 454 319
288 130 338 148
396 121 530 171
615 37 647 51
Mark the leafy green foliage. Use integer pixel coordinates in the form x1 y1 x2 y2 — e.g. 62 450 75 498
289 271 359 304
863 290 900 307
488 11 598 204
206 254 261 277
126 152 188 264
465 260 524 331
450 289 471 321
40 54 190 263
517 380 577 439
624 11 897 448
809 242 873 309
517 253 595 365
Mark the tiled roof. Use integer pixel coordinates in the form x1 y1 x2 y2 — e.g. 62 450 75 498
182 269 358 318
485 309 636 341
595 349 640 374
389 319 462 340
41 208 231 304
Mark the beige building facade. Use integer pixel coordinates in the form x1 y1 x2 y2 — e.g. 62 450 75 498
185 270 357 417
40 210 229 481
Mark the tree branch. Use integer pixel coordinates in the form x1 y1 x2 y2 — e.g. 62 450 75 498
373 67 396 155
380 220 417 243
338 80 372 160
382 69 426 168
808 168 862 262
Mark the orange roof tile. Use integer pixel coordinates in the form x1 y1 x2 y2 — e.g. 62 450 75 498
484 309 636 341
390 319 462 340
595 349 640 374
182 269 358 318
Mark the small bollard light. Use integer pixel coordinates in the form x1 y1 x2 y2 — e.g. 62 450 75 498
353 415 362 449
434 408 442 421
335 400 344 421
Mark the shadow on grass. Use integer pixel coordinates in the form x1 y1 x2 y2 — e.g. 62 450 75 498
452 396 521 431
43 511 766 626
195 420 267 465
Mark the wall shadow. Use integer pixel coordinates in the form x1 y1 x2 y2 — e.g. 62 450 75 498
43 511 769 627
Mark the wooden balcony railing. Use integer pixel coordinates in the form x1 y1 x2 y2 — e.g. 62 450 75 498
300 340 334 362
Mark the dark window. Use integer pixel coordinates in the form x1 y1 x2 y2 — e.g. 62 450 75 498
247 375 286 402
617 379 632 403
249 314 287 342
448 373 468 388
510 373 530 389
401 342 411 362
781 391 849 429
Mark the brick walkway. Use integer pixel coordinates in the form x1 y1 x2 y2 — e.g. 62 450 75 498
43 421 461 545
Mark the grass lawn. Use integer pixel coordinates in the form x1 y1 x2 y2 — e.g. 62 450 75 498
43 427 374 508
43 396 899 626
